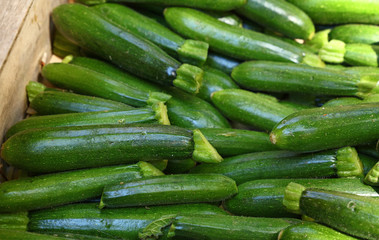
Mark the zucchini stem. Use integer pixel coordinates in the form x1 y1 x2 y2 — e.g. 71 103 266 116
178 40 209 66
364 161 379 186
319 40 346 64
173 64 203 94
283 182 306 214
336 147 364 178
138 161 165 178
151 102 171 125
192 129 223 163
138 214 177 240
26 82 46 103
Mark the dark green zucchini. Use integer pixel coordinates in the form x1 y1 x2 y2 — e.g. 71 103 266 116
287 0 379 25
90 4 209 66
231 61 374 97
164 159 197 174
99 174 237 208
191 147 363 185
357 143 379 159
29 203 227 239
224 178 379 218
278 222 357 240
236 0 315 39
164 7 318 66
52 4 203 94
205 52 241 74
270 103 379 152
206 11 243 28
359 153 378 175
0 212 28 230
330 24 379 45
211 89 296 131
200 128 277 157
0 230 71 240
1 125 222 173
0 162 162 212
283 182 379 239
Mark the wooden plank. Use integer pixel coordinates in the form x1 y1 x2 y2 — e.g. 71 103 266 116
0 0 67 181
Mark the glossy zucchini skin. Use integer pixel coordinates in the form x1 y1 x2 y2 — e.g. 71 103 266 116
200 128 277 157
205 52 240 74
287 0 379 25
236 0 315 39
164 7 307 64
0 162 161 212
30 91 134 115
344 44 379 67
29 203 227 239
5 108 158 139
0 230 71 240
278 222 358 240
0 212 28 231
330 24 379 45
231 61 360 96
270 103 379 152
211 89 296 131
224 178 379 218
1 124 194 173
100 174 237 208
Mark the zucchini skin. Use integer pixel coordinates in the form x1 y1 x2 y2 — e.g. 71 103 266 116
200 128 277 157
278 222 357 240
30 91 134 115
205 52 240 74
164 159 197 174
344 44 379 67
0 212 28 231
5 108 158 139
224 178 379 218
164 7 306 64
231 61 360 96
236 0 315 40
29 203 227 239
287 0 379 25
0 230 71 240
270 103 379 152
211 89 296 131
330 24 379 45
1 124 194 173
0 163 160 212
100 174 237 207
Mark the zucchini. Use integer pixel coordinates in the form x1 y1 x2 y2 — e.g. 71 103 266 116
0 212 28 230
342 66 379 82
330 24 379 45
5 107 169 139
99 174 237 208
359 153 378 175
1 124 222 173
270 103 379 152
364 161 379 186
140 214 301 240
29 203 227 239
200 128 277 157
287 0 379 25
53 30 81 59
0 162 162 212
211 89 296 131
90 4 209 66
283 182 379 239
224 178 379 218
344 43 379 67
0 230 71 240
357 143 379 159
164 159 197 174
305 29 331 53
231 61 373 97
236 0 315 39
191 147 363 185
164 7 317 66
52 4 203 94
205 52 240 74
322 97 363 107
207 11 243 28
278 222 357 240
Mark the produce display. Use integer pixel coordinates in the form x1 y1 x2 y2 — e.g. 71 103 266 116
1 0 379 239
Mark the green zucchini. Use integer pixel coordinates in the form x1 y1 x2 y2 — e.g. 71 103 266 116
53 30 81 59
200 128 277 157
357 143 379 159
140 214 301 240
224 178 379 218
280 100 313 111
1 124 222 173
99 174 237 208
43 233 114 240
0 162 162 212
211 89 296 131
364 161 379 186
342 66 379 82
164 7 317 66
78 0 246 11
5 107 169 139
287 0 379 25
29 203 227 239
344 43 379 67
236 0 315 39
359 153 378 175
330 24 379 45
270 103 379 152
231 61 373 97
191 147 363 185
278 222 358 240
164 159 197 174
322 97 363 107
0 230 71 240
206 11 243 28
283 182 379 240
305 29 331 53
90 4 209 66
52 4 203 94
150 160 168 172
205 52 240 74
0 212 28 230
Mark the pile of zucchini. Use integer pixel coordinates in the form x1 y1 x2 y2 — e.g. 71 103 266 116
1 0 379 239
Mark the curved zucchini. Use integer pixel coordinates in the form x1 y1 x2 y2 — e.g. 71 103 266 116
0 162 161 212
52 4 203 94
99 174 237 208
330 24 379 45
236 0 315 39
270 103 379 152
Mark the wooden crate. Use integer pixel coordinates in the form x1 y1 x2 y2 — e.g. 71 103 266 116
0 0 68 182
